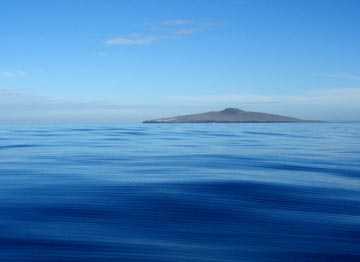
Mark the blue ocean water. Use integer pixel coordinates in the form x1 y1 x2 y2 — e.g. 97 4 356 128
0 123 360 261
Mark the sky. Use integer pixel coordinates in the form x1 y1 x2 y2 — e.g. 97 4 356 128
1 0 360 123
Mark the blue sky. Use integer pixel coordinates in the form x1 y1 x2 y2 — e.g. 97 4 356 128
1 0 360 123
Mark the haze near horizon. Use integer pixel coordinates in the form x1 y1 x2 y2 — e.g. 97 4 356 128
1 0 360 123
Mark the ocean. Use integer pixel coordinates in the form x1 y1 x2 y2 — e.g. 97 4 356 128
0 123 359 261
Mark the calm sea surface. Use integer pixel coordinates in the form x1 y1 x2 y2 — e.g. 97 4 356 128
0 123 359 261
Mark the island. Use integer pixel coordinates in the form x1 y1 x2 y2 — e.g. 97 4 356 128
143 108 320 123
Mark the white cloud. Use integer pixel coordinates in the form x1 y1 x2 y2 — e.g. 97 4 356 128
161 19 220 27
105 35 161 46
0 89 195 113
161 19 189 26
174 93 277 104
173 88 360 105
173 29 200 36
106 19 220 46
0 89 209 124
0 70 26 79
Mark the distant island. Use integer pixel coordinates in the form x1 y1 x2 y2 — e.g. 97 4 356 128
143 108 320 123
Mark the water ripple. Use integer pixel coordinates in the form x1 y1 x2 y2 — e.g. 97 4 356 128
0 123 359 261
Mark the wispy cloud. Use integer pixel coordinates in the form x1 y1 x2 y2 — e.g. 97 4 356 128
173 29 200 36
174 93 278 104
0 89 200 124
106 19 220 46
161 19 221 27
161 19 189 26
106 35 161 46
172 88 360 106
0 89 197 113
0 70 26 79
324 73 360 80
